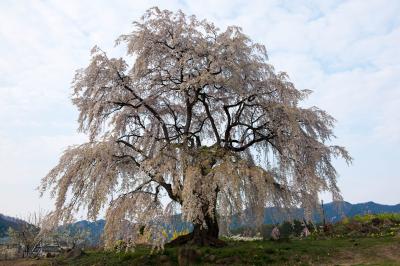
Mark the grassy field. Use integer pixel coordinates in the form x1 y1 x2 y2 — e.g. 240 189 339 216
3 235 399 266
3 213 400 265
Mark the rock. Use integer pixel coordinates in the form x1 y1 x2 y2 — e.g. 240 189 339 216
383 219 394 226
216 256 241 264
139 254 151 260
347 230 359 237
178 247 201 266
205 254 216 262
65 248 83 259
208 254 216 262
159 255 169 263
369 225 380 233
347 221 362 231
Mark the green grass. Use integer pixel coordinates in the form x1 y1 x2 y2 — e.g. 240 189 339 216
46 235 400 266
7 213 400 265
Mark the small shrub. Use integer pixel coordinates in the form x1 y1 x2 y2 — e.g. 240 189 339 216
170 229 189 241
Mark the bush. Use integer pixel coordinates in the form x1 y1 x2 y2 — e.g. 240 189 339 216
170 229 189 241
329 213 400 238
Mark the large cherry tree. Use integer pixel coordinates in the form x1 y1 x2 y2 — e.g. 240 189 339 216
40 7 351 247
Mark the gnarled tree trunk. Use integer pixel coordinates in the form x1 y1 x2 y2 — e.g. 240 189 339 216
167 150 226 247
168 209 225 247
167 186 225 247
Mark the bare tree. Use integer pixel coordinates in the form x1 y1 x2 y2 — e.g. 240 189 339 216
7 212 43 257
40 7 351 247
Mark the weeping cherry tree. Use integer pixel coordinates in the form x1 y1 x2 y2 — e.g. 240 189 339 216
40 7 351 247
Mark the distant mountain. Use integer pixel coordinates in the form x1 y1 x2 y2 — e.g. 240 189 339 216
260 201 400 225
0 213 29 243
67 201 399 244
2 201 399 245
0 213 105 246
336 201 400 217
61 219 106 247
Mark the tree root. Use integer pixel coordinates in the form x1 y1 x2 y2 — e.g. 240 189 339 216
166 231 226 247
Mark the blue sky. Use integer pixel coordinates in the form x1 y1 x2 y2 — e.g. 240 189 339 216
0 0 399 218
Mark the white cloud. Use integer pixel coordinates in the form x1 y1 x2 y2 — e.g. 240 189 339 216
0 133 86 216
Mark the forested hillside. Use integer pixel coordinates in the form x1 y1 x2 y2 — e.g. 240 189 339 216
0 214 25 238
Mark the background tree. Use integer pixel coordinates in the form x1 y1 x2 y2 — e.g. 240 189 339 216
7 212 42 257
40 7 351 247
53 227 90 249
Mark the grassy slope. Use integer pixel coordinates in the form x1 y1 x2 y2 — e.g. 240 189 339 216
7 236 399 266
4 213 400 265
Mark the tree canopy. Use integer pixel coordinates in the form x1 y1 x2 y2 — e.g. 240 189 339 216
40 7 351 247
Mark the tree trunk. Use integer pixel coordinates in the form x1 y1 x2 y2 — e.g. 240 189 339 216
167 193 225 247
167 159 225 247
